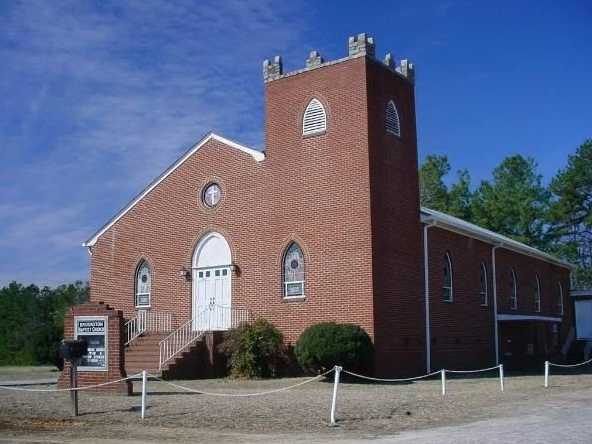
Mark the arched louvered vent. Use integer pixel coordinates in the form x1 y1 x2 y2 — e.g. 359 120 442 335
302 98 327 136
386 100 401 137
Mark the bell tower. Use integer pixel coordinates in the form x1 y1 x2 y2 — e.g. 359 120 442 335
261 34 424 376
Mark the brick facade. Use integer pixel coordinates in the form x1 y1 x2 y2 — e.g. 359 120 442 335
82 35 573 377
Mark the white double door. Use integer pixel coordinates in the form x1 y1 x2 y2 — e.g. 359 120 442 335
192 266 231 331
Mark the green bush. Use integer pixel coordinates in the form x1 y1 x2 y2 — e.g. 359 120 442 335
219 318 285 378
294 322 374 374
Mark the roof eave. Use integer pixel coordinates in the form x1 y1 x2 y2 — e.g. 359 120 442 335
420 209 575 270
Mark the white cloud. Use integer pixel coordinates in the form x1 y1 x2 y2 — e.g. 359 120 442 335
0 0 311 286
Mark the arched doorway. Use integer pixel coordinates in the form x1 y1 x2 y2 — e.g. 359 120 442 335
192 232 232 331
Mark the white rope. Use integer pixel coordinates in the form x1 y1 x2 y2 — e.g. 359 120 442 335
548 357 592 368
146 369 333 397
445 365 501 374
342 369 441 382
0 373 140 393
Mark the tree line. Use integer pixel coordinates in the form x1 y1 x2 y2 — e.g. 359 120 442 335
420 139 592 288
0 282 88 366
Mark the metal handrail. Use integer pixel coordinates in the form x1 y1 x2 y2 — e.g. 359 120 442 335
124 311 173 345
158 305 251 370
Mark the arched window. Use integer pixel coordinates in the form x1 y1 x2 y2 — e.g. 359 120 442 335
135 260 151 308
479 262 488 306
443 252 453 302
534 274 541 312
557 282 564 315
302 98 327 136
283 242 305 298
386 100 401 137
510 269 518 310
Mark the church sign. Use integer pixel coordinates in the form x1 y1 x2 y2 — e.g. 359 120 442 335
74 316 108 371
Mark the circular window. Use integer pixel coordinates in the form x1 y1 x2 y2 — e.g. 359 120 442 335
290 259 299 269
202 183 221 208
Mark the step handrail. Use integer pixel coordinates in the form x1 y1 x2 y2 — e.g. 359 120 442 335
125 311 173 346
158 305 251 370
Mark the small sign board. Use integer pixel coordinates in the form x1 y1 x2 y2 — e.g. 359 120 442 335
74 316 108 371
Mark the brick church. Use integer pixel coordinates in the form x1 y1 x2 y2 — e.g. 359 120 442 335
79 34 573 378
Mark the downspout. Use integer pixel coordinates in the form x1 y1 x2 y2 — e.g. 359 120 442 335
424 221 436 373
491 244 502 365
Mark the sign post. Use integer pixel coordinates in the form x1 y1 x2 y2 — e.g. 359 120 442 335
70 359 79 416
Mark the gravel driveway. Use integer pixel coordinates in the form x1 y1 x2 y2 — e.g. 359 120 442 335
1 370 591 442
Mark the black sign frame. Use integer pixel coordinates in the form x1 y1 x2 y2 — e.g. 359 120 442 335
74 316 108 371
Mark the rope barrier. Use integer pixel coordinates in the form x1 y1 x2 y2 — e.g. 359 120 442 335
146 368 334 398
0 373 140 393
342 369 441 382
445 365 502 374
547 357 592 369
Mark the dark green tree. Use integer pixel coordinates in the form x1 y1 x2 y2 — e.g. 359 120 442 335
419 155 450 212
547 140 592 288
471 155 550 248
0 281 88 366
447 169 473 220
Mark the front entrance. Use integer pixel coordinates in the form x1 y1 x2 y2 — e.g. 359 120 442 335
192 233 232 331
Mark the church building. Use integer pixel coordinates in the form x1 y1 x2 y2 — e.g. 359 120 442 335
81 34 573 377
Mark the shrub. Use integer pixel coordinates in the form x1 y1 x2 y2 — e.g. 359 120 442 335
219 318 285 378
294 322 373 374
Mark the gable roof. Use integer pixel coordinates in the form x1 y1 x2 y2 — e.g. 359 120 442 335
420 207 574 270
82 132 264 247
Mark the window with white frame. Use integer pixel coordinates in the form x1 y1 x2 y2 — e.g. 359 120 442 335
302 98 327 136
479 262 488 306
557 282 564 315
443 252 453 302
386 100 401 137
283 242 305 298
510 269 518 310
135 260 151 308
534 274 541 312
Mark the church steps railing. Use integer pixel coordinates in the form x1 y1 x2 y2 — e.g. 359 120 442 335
124 311 173 346
158 305 251 371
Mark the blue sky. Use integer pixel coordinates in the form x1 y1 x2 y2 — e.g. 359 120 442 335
1 1 590 287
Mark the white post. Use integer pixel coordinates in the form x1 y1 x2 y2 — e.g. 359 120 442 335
330 366 342 426
441 369 446 396
141 370 147 420
499 364 504 392
544 361 549 388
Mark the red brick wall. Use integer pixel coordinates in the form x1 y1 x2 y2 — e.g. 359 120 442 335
426 228 496 370
426 226 572 370
365 59 425 376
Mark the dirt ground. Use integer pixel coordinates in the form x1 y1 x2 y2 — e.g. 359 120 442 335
1 368 591 443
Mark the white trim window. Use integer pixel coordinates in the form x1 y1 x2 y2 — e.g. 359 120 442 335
135 260 151 308
479 262 488 306
534 274 541 313
510 269 518 310
283 242 305 298
386 100 401 137
443 252 453 302
302 98 327 136
557 282 564 315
